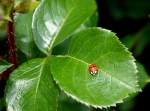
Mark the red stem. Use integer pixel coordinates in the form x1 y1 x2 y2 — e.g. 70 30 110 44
7 11 18 68
0 11 17 80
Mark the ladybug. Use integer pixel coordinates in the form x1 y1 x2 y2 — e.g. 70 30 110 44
88 64 98 75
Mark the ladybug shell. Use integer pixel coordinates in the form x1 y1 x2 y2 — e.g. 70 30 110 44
88 64 98 75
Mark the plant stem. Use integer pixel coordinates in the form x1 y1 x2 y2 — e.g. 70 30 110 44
0 10 18 79
7 11 17 68
0 2 17 79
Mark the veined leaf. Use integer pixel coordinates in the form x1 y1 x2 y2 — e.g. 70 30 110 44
6 58 59 111
0 60 12 74
52 11 99 56
15 11 44 58
32 0 97 54
136 62 150 88
50 28 140 108
118 62 150 111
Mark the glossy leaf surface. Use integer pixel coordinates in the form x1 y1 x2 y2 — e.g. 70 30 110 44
6 58 59 111
32 0 96 54
52 11 99 56
15 11 43 58
51 28 140 108
0 60 12 74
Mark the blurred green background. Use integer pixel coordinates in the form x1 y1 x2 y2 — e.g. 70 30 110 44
0 0 150 111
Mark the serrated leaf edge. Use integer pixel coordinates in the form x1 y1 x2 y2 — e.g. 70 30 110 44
78 27 141 91
108 28 141 91
51 27 141 108
52 73 133 109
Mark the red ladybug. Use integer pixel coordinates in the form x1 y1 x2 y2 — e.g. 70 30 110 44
88 64 98 75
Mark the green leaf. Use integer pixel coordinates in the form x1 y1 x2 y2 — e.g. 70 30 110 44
0 60 12 74
122 24 150 56
15 11 44 58
50 28 140 108
32 0 97 54
118 96 135 111
119 62 150 111
136 62 150 88
84 12 99 27
52 11 99 56
0 0 13 21
6 58 59 111
58 92 90 111
14 0 39 13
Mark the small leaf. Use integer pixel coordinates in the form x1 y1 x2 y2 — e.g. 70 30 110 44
6 58 59 111
136 62 150 88
14 0 39 13
15 11 44 58
122 24 150 56
118 62 150 111
50 28 140 108
0 0 13 21
0 60 12 74
32 0 97 54
118 96 135 111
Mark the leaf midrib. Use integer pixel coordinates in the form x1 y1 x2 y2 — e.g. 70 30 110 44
48 7 75 51
56 55 135 91
33 59 46 111
0 64 13 73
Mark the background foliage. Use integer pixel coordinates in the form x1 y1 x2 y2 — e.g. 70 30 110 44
0 0 150 111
